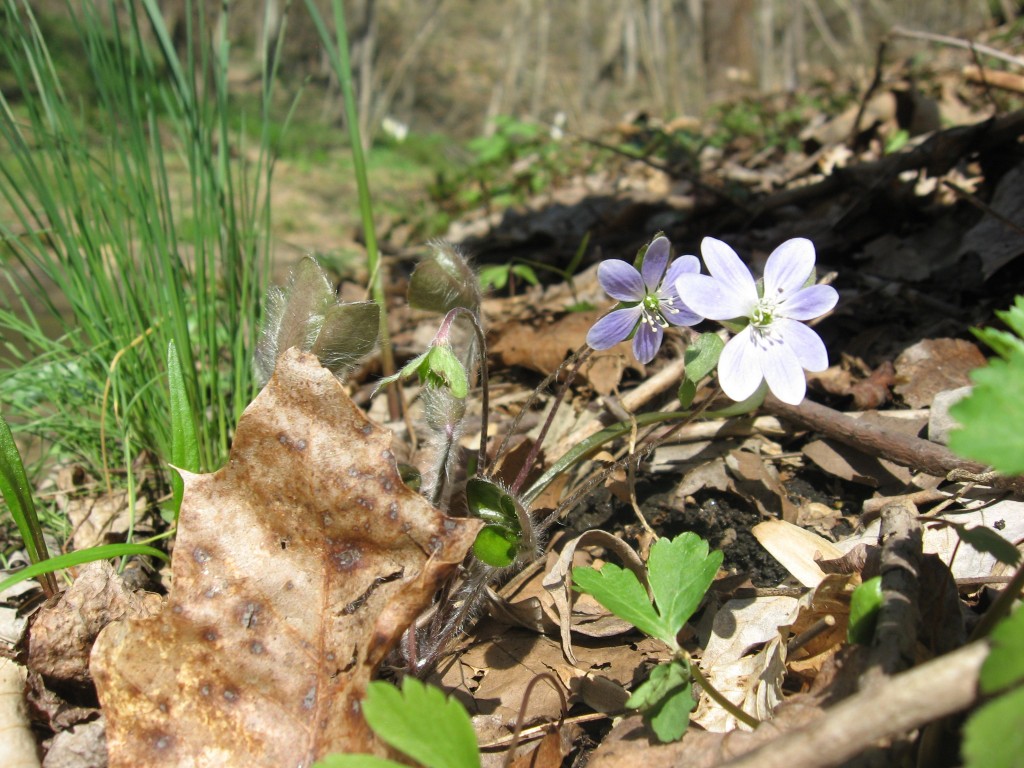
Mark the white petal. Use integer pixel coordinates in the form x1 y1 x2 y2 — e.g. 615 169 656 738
701 237 757 302
760 335 806 405
717 328 764 402
779 284 838 321
676 273 754 321
763 238 815 297
775 318 828 371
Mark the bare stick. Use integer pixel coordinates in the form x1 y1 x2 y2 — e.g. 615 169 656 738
720 640 989 768
890 26 1024 69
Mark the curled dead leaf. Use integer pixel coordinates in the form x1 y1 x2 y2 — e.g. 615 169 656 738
91 350 480 767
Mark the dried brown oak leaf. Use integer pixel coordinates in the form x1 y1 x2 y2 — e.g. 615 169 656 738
91 349 480 768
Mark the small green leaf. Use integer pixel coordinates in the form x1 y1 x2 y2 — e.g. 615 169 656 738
510 263 539 286
677 379 697 409
426 345 469 399
626 659 695 742
573 563 673 646
478 264 510 291
311 301 380 376
949 350 1024 475
647 534 722 637
472 525 519 567
684 333 725 385
167 341 200 519
979 607 1024 694
962 686 1024 768
360 678 480 768
848 575 883 645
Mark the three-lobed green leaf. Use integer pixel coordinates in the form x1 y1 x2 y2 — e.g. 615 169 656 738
573 533 722 650
647 533 723 639
314 678 479 768
949 349 1024 475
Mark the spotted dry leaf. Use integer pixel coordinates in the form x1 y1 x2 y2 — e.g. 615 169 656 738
91 349 479 768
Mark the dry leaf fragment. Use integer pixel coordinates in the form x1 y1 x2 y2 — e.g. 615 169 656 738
91 350 479 768
28 561 161 687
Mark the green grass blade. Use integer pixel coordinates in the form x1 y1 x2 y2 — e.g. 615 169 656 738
167 340 200 519
0 412 57 595
0 543 169 594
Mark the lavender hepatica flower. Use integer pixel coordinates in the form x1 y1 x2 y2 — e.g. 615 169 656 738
587 236 703 364
675 237 838 405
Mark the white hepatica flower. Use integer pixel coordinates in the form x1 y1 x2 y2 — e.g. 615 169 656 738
675 237 838 405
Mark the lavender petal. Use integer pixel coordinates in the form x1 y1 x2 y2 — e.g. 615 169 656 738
598 260 646 301
586 306 641 350
632 319 664 364
640 236 670 290
764 238 815 297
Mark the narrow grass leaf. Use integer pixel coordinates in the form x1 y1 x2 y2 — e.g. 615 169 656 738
647 533 723 638
573 563 673 646
360 678 480 768
0 543 168 594
0 413 57 595
167 341 200 519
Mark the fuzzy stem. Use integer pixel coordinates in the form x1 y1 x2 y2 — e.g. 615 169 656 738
442 307 491 474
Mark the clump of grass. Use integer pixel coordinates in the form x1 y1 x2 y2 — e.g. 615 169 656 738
0 0 286 486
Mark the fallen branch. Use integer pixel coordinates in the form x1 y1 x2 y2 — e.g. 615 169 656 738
719 639 989 768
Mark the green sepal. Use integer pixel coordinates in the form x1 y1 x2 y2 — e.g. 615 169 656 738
426 345 469 399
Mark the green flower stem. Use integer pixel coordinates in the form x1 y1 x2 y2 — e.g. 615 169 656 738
304 0 400 420
689 659 761 730
522 409 693 505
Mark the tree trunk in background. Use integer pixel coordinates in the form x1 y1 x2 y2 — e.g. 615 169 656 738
703 0 758 101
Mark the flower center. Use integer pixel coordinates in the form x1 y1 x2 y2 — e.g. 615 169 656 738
641 293 669 329
751 297 778 328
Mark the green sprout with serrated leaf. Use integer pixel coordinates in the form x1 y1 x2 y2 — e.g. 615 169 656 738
572 533 753 742
313 678 480 768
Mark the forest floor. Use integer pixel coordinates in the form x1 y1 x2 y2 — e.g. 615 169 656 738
4 34 1024 768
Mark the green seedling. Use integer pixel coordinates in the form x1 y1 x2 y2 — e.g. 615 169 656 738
313 678 480 768
572 533 731 741
963 607 1024 768
951 295 1024 474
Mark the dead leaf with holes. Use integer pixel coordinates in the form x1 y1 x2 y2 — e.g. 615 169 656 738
90 349 480 768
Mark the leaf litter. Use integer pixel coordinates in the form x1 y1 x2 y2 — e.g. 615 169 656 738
4 44 1024 768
